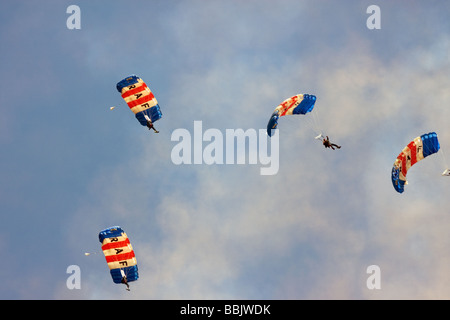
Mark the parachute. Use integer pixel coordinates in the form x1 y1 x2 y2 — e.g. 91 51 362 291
391 132 440 193
116 75 162 128
99 226 139 288
267 94 317 137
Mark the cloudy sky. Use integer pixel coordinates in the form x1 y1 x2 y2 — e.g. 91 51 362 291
1 0 449 300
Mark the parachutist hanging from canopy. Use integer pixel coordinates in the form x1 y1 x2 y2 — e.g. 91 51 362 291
145 115 159 133
322 136 341 150
120 270 130 291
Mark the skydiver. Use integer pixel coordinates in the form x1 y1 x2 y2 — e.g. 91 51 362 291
322 136 341 150
121 275 130 291
146 119 159 133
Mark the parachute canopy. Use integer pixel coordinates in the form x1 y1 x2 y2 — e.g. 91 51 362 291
116 75 162 127
99 226 139 284
267 94 316 137
391 132 440 193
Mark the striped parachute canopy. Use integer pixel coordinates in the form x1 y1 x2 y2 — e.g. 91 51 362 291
99 226 139 285
116 75 162 127
267 94 316 137
391 132 440 193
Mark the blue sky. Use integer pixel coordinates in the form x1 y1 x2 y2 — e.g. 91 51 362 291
1 0 450 299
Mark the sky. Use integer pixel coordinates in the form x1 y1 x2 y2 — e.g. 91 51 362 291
1 0 449 300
